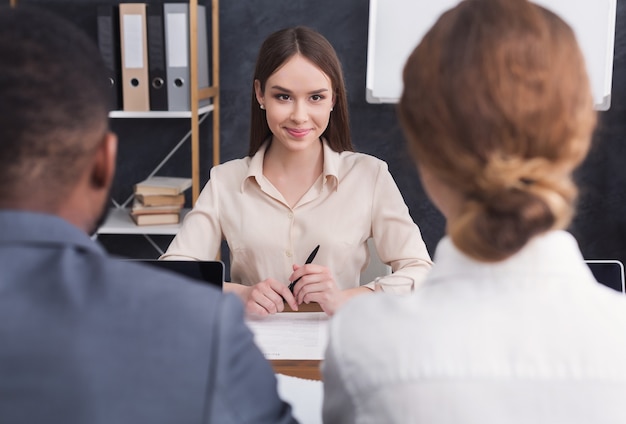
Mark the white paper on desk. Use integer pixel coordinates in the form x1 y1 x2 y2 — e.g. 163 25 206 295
245 312 329 360
276 374 323 424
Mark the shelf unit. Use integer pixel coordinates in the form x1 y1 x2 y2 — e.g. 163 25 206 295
96 0 220 240
98 208 191 235
108 103 214 119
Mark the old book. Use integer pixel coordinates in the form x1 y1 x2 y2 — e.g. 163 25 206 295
134 176 192 196
131 200 182 215
130 211 180 226
135 193 185 207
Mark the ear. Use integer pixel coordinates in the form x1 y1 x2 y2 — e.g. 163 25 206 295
91 131 118 191
254 79 264 107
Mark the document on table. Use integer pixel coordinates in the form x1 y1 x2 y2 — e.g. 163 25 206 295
246 312 329 360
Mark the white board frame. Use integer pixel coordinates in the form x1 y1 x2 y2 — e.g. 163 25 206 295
366 0 617 110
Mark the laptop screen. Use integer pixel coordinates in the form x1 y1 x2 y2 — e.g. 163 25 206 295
132 260 224 289
586 260 625 294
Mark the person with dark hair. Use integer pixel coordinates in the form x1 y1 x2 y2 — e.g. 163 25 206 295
322 0 626 422
0 6 295 423
162 26 432 316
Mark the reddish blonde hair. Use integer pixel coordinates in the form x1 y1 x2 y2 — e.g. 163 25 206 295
398 0 596 261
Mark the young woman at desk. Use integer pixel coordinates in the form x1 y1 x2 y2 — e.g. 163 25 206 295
161 26 432 316
322 0 626 422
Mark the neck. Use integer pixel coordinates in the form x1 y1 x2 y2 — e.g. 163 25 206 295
261 138 325 208
0 192 91 233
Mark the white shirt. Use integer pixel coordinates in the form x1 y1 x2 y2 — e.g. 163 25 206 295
162 140 432 289
323 231 626 424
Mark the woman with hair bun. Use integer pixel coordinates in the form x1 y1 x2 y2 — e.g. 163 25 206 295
322 0 626 422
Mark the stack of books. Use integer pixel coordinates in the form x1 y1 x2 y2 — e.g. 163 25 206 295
130 176 192 226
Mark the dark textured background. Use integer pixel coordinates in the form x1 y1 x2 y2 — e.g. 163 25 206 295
18 0 626 269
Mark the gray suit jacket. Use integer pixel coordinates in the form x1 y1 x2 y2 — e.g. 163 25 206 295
0 211 297 424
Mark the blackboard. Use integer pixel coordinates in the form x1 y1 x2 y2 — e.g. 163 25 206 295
366 0 617 110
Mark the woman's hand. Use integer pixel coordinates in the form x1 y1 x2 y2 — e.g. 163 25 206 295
225 280 298 316
289 264 349 315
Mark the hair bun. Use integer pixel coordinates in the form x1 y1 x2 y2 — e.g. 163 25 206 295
450 189 555 262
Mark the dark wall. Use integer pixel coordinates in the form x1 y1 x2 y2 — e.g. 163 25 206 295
20 0 626 266
219 0 626 265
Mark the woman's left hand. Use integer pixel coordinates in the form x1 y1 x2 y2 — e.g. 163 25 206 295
289 264 349 315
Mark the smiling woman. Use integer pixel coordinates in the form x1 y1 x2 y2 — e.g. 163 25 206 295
255 54 333 159
160 26 433 317
257 55 333 207
249 26 352 156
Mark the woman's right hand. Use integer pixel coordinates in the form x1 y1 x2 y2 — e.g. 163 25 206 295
228 279 298 316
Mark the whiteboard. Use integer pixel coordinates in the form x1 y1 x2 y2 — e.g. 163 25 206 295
366 0 617 110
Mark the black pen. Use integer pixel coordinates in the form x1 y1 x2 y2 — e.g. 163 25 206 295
289 245 320 294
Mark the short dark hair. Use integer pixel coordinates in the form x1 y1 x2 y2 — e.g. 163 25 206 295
0 5 112 201
249 26 353 156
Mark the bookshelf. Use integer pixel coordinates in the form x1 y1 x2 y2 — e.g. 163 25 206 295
96 0 220 240
98 208 192 235
108 103 213 119
13 0 220 254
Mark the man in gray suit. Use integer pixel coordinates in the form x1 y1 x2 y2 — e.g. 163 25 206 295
0 6 296 424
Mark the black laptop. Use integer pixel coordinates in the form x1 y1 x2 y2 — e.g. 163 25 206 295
586 260 625 294
132 260 224 289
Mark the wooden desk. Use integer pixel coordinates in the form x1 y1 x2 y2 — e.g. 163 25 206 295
283 302 323 313
272 359 322 381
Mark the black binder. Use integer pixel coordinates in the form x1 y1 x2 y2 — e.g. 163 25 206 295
96 5 123 111
147 3 168 111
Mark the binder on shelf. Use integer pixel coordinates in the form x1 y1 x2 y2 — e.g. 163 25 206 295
164 3 210 112
146 3 168 111
96 4 123 111
196 3 210 104
119 3 150 111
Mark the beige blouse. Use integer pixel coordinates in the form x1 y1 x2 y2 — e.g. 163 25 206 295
162 140 433 289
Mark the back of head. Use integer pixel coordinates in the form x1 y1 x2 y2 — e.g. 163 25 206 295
0 5 111 207
398 0 596 262
249 26 353 155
